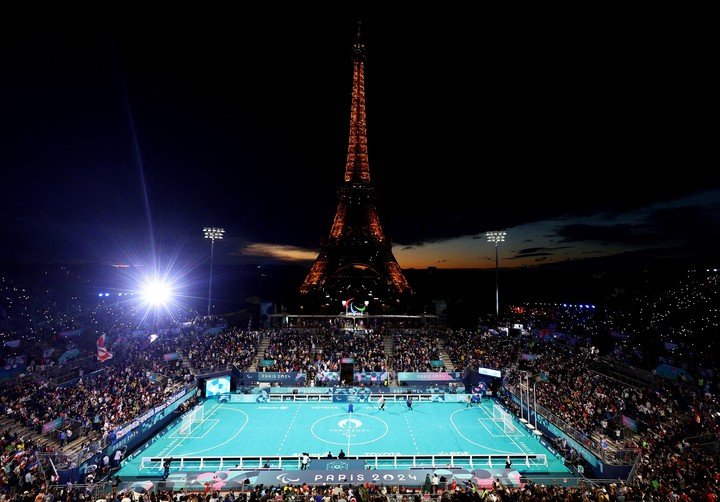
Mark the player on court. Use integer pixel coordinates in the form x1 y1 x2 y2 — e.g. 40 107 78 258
406 396 413 410
348 402 354 414
378 395 385 411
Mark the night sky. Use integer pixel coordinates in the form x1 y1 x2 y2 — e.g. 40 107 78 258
1 8 717 270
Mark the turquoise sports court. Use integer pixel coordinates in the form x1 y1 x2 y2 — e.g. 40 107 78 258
118 397 570 479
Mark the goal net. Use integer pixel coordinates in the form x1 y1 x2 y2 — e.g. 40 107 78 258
492 404 516 434
178 406 204 436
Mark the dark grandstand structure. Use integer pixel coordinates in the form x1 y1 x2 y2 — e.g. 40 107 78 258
300 26 411 308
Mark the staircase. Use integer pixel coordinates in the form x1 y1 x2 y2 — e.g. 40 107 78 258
0 416 56 449
383 333 394 359
438 347 456 371
248 336 271 372
177 349 198 375
382 333 399 387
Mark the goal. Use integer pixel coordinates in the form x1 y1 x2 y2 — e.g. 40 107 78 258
178 406 204 436
492 404 516 434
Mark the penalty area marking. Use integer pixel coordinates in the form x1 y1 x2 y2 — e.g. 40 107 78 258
449 409 520 454
166 405 250 457
168 419 220 440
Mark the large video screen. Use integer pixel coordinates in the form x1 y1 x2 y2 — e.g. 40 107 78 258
205 375 231 397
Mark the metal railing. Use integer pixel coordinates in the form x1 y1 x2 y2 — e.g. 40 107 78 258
624 447 642 485
682 433 720 455
140 453 548 472
502 385 636 466
589 357 655 389
47 482 115 500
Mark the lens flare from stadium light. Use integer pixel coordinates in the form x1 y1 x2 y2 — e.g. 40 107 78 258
141 280 173 306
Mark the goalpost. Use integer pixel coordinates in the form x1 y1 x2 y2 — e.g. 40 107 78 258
178 406 204 436
492 404 517 434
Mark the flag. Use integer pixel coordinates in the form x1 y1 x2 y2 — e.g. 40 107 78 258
97 334 113 362
3 339 21 348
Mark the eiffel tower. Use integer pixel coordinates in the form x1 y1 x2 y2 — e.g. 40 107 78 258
300 25 411 306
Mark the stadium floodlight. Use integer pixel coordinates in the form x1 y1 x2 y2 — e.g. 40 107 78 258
486 231 507 323
203 227 225 316
142 279 173 306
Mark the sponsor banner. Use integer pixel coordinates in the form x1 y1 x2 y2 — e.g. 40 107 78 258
354 372 387 384
317 371 339 383
247 387 333 395
223 394 260 403
478 367 502 378
430 360 444 368
42 417 64 435
655 364 692 381
331 388 372 403
163 353 181 362
7 355 26 365
58 349 80 365
58 329 84 338
621 415 638 432
255 469 434 486
398 372 462 382
242 372 306 385
109 386 197 455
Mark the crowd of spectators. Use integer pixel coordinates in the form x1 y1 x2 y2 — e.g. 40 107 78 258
6 476 719 502
1 266 719 500
392 334 443 372
443 331 519 374
261 329 387 384
184 329 259 374
0 429 55 498
1 333 193 451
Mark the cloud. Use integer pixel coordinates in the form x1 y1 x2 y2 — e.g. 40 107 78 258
516 247 549 255
401 242 426 250
555 223 654 245
554 202 720 252
509 252 552 259
647 205 720 249
508 246 574 259
242 243 318 262
523 239 532 243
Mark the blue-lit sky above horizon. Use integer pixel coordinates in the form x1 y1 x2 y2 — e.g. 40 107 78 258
1 8 717 270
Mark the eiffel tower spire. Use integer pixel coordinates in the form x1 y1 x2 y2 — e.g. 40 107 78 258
300 24 411 306
344 21 370 184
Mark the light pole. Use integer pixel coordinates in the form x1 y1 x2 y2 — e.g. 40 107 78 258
203 227 225 316
486 231 506 322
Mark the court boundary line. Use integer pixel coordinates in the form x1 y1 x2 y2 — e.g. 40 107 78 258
166 404 249 457
477 404 531 454
169 419 220 440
